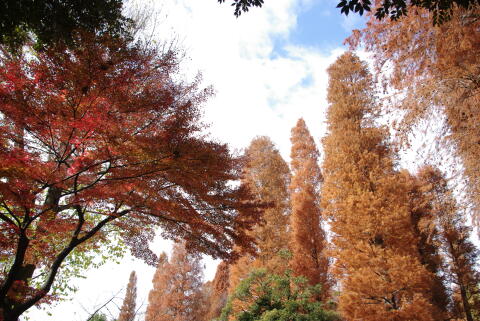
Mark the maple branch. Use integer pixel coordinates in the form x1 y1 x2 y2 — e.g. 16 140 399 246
0 202 21 226
28 204 78 224
12 209 131 317
85 288 123 321
101 166 172 182
0 229 29 304
34 158 115 193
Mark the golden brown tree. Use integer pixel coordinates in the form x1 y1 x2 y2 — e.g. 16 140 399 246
289 118 331 298
145 243 204 321
347 5 480 227
416 166 480 321
321 52 438 321
205 262 230 320
118 271 137 321
228 136 291 292
404 170 450 320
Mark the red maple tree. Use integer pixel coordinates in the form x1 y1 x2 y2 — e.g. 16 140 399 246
0 33 259 321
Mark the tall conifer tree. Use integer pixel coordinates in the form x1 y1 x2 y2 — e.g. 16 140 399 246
118 271 137 321
322 52 437 321
405 170 450 320
228 136 291 292
145 243 204 321
289 118 331 298
416 166 480 321
348 6 480 228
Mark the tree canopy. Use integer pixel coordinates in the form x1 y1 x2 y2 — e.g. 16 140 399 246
220 269 338 321
218 0 478 24
0 0 131 51
289 119 330 299
0 32 260 320
322 52 439 320
117 271 137 321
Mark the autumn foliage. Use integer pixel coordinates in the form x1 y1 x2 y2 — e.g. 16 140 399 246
415 166 480 321
118 271 137 321
145 243 204 321
289 118 330 298
348 5 480 228
2 2 480 321
0 32 260 320
322 52 439 321
228 137 291 293
204 261 230 320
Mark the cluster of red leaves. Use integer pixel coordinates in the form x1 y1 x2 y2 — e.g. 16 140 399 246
0 32 260 319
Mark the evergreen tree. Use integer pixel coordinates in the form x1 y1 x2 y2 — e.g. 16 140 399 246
220 269 338 321
321 52 438 320
289 118 331 299
117 271 137 321
145 243 204 321
90 313 108 321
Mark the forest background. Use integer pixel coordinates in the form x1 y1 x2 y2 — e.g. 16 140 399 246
26 1 367 319
6 0 474 320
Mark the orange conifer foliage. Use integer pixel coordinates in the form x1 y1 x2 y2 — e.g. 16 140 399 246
145 243 204 321
118 271 137 321
347 5 480 227
405 170 450 320
205 261 230 320
289 118 330 298
416 166 480 321
228 137 291 292
322 52 437 321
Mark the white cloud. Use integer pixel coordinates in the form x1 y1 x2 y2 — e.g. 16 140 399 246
26 1 345 320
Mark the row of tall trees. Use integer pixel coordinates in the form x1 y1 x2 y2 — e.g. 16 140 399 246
138 51 480 321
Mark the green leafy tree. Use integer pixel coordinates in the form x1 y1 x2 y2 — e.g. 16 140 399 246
220 269 338 321
218 0 476 24
89 313 108 321
217 0 264 17
0 0 131 51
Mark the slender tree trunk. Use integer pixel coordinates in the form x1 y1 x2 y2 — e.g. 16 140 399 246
459 283 474 321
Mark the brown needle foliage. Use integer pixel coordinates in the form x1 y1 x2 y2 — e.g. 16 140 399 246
416 166 480 321
289 118 331 299
117 271 137 321
347 5 480 228
321 52 438 321
228 136 291 293
205 261 230 320
145 243 204 321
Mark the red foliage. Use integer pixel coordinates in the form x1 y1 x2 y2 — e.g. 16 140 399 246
0 33 260 320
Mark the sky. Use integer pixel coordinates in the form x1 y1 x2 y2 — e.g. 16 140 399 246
26 1 366 320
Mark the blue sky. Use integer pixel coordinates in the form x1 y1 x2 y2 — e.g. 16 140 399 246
25 3 470 321
26 1 368 320
271 0 366 57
